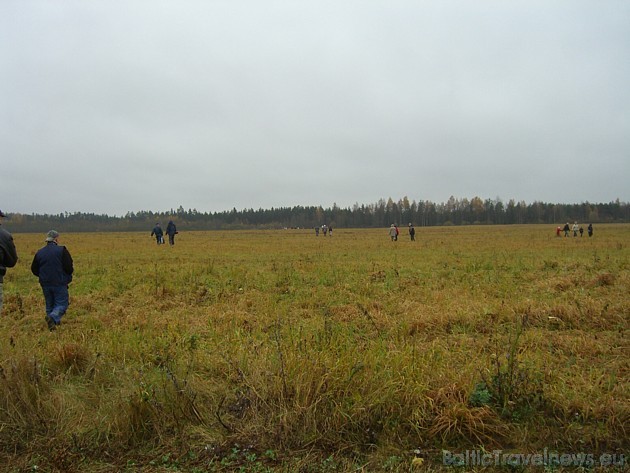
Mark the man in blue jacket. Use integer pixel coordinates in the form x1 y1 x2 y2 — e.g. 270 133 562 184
151 223 164 244
31 230 74 331
0 209 19 316
165 220 177 246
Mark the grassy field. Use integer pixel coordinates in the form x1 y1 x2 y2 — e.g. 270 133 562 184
0 225 628 472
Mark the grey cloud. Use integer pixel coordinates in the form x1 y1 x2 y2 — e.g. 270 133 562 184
1 1 628 215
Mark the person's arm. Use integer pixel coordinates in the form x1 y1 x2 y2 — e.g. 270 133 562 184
62 247 74 275
5 241 17 268
0 235 18 268
31 254 40 276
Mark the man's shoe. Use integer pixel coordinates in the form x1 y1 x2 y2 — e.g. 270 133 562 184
45 315 56 331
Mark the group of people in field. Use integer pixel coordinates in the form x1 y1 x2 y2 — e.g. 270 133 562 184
556 222 593 238
0 207 604 333
151 220 178 245
0 209 183 332
388 223 416 241
314 222 418 241
1 210 73 332
314 224 333 236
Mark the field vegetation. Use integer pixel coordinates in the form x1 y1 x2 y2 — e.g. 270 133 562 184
0 225 628 472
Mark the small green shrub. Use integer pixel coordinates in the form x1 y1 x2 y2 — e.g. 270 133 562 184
480 319 545 418
469 382 492 407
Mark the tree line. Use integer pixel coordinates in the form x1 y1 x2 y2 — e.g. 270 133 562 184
5 197 629 233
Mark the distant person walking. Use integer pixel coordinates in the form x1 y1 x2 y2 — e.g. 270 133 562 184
31 230 74 331
408 223 416 241
328 225 333 236
563 223 570 237
151 223 164 244
556 226 561 237
587 223 593 237
166 220 177 246
579 226 584 237
572 222 579 237
389 224 398 241
0 209 19 316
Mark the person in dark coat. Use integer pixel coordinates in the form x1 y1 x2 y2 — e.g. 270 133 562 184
151 223 164 244
0 209 19 316
165 220 177 246
408 223 416 241
31 230 74 331
563 222 570 237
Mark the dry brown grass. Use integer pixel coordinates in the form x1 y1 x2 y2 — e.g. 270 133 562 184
0 225 627 471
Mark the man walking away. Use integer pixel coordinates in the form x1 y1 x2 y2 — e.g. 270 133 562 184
151 223 164 244
409 223 416 241
0 209 18 315
31 230 74 331
166 220 177 246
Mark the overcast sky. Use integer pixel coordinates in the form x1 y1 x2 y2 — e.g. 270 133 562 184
1 1 629 216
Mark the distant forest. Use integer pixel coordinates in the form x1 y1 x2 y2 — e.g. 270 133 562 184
5 196 629 233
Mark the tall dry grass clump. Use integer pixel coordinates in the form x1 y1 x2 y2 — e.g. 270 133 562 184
0 357 53 450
